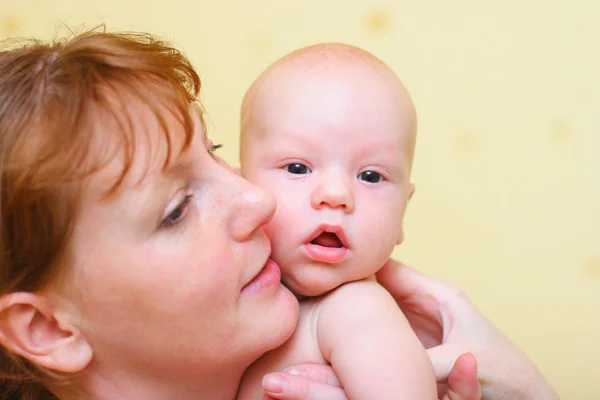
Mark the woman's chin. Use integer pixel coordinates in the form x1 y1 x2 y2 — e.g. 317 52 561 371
274 283 300 340
256 283 299 352
281 285 300 333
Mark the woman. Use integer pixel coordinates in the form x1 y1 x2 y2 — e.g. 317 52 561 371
0 30 554 399
0 29 301 399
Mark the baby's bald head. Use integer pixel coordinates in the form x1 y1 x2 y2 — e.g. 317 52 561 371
239 44 418 293
240 43 417 171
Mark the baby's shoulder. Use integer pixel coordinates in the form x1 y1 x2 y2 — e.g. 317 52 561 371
307 279 395 328
320 278 390 306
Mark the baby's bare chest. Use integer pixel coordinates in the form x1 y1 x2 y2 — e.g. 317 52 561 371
267 300 326 367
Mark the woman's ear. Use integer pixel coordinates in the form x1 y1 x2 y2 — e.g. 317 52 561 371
0 292 92 373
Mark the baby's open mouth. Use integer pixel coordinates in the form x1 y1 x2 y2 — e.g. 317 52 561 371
310 232 343 248
305 225 349 263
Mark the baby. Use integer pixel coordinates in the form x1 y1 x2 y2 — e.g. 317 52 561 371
237 43 436 399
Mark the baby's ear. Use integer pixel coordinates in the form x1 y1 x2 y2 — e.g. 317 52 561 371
408 183 415 201
0 292 92 374
396 232 404 245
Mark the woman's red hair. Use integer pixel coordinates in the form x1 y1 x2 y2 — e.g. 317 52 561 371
0 27 201 399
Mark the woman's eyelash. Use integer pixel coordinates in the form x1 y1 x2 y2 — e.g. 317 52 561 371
161 194 193 229
209 144 223 155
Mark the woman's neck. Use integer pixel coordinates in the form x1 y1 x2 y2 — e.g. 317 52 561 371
56 361 248 400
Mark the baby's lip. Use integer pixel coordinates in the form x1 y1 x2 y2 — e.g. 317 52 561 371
306 223 350 249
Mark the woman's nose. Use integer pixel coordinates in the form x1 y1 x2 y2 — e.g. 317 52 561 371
225 168 277 242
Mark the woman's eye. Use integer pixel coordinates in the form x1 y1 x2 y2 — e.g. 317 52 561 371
209 143 223 156
285 163 311 174
161 194 193 228
358 171 383 183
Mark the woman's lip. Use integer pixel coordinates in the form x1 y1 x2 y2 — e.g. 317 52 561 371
241 259 281 294
303 243 348 263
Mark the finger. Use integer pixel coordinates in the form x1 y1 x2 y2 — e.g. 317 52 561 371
263 372 348 400
376 260 472 318
284 364 342 387
443 353 481 400
376 260 450 301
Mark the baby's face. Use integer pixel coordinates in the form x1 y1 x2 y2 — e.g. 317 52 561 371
242 66 415 296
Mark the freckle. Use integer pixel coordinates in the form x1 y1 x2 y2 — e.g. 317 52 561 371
454 132 477 153
1 16 22 36
364 10 392 35
586 258 600 278
550 122 570 141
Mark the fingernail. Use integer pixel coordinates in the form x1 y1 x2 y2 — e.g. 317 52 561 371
262 374 288 393
283 367 306 377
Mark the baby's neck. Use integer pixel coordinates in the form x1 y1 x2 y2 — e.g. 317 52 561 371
294 273 377 301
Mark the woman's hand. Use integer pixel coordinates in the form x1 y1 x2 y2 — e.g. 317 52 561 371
262 354 480 400
262 364 346 400
376 260 559 400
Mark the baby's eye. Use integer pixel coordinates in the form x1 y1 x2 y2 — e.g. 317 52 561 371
285 163 311 175
358 171 383 183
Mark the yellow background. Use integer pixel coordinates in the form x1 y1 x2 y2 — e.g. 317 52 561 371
1 0 598 398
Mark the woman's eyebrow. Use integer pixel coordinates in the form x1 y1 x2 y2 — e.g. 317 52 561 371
164 157 195 179
190 104 207 138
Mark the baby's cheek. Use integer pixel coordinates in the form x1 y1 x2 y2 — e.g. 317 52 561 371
266 196 300 235
361 214 402 257
262 216 288 256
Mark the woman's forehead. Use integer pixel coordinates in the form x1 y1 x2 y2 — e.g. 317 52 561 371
83 97 203 199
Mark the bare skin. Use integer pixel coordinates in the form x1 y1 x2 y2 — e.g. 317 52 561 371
238 44 435 400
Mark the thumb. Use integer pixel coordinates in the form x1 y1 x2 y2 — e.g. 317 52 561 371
426 344 464 382
441 353 481 400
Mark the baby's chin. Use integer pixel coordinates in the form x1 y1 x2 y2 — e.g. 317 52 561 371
280 266 351 298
